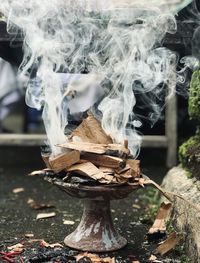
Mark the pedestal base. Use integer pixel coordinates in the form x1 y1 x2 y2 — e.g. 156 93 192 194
44 178 138 252
64 199 127 252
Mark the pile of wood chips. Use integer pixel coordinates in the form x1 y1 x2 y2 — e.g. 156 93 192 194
42 112 141 185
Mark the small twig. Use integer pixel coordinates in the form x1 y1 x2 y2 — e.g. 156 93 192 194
142 174 200 213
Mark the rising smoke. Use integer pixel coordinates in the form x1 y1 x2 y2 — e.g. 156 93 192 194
0 0 181 157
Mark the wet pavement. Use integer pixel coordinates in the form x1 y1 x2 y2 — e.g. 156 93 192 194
0 147 187 262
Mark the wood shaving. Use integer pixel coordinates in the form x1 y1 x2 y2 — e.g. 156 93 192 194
155 232 182 256
36 212 56 220
12 188 24 194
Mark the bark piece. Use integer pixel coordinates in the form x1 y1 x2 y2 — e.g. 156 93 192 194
57 141 130 158
70 112 113 144
154 232 181 256
148 202 172 238
81 153 126 169
66 162 112 182
49 150 80 173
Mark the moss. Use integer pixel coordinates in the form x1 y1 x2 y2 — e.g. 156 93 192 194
179 134 200 179
189 70 200 121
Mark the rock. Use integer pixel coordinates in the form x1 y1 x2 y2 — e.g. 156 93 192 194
162 166 200 263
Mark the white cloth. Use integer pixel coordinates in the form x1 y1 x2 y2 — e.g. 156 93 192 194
0 58 17 99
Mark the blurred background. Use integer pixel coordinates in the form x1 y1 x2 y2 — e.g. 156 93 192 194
0 0 199 168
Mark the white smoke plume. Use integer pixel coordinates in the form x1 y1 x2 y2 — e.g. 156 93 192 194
0 0 179 157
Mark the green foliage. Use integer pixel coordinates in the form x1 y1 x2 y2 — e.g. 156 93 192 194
179 69 200 178
138 187 160 224
179 134 200 179
189 70 200 121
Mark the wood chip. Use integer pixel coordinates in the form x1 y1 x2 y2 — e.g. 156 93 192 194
126 160 141 177
40 240 63 248
154 232 182 256
63 220 75 225
36 212 56 220
41 153 51 168
25 233 34 238
148 202 172 236
66 162 111 182
28 169 50 176
81 153 126 169
27 239 44 243
27 198 55 210
7 243 24 251
99 166 115 175
132 204 141 209
75 252 115 263
12 188 25 194
57 141 130 158
7 243 24 254
49 150 80 173
70 111 113 144
148 255 162 263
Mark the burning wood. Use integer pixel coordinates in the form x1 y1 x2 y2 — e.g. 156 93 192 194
69 112 113 144
57 141 130 158
66 162 116 183
41 153 51 169
39 114 141 186
48 150 80 173
81 153 126 169
126 160 141 177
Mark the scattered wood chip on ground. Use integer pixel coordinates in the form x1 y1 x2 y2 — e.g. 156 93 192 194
24 233 34 238
75 252 115 263
36 212 56 220
40 240 64 248
148 202 172 239
27 198 55 210
132 204 141 209
12 188 25 194
148 255 163 262
7 243 24 253
63 220 75 225
28 169 49 176
154 232 182 256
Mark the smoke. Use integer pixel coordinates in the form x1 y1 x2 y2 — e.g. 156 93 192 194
0 0 182 157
